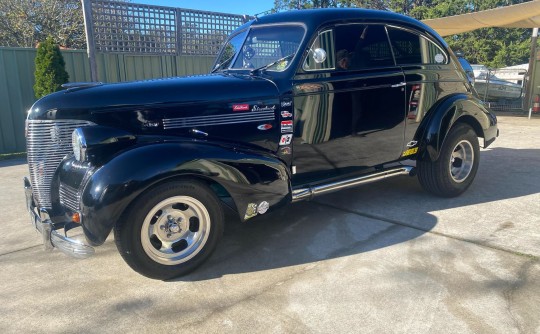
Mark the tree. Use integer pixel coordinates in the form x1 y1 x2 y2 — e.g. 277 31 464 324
273 0 386 11
273 0 532 67
403 0 532 68
0 0 85 49
34 37 69 99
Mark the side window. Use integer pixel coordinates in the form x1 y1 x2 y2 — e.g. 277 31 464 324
303 30 335 71
387 27 447 65
334 24 394 71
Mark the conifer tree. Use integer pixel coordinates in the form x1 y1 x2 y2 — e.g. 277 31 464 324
34 37 69 99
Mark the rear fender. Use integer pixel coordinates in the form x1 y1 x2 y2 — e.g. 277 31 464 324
77 141 291 245
415 93 497 161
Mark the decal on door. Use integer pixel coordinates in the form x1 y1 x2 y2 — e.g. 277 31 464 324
281 120 293 133
279 134 293 146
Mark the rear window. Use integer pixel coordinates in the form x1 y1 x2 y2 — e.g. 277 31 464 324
387 27 448 65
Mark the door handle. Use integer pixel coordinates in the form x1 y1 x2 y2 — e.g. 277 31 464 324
391 82 406 88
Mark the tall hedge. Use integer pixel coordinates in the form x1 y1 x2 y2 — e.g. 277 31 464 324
34 37 69 99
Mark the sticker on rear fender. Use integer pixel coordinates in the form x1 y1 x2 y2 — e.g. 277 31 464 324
402 147 418 157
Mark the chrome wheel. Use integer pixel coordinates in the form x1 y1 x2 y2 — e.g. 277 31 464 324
449 140 474 183
141 196 211 265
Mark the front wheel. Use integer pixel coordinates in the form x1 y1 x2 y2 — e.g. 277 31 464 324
114 180 224 280
417 123 480 197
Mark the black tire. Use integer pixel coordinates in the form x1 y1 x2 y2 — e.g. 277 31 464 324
114 180 224 280
417 123 480 197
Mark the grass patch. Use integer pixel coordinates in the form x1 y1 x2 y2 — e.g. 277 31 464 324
0 152 27 161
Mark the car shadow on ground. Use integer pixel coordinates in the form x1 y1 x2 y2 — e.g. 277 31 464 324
172 146 539 282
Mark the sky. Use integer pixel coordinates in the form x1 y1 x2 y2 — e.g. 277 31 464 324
135 0 276 16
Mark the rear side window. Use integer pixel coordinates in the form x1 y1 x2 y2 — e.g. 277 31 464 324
387 27 447 65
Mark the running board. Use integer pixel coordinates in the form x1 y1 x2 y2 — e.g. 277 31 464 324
291 166 414 203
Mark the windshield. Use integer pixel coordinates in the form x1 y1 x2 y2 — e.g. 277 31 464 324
214 25 305 73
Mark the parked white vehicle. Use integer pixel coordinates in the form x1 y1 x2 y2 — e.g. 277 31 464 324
471 64 522 101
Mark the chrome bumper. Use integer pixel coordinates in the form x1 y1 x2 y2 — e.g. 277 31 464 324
24 177 95 259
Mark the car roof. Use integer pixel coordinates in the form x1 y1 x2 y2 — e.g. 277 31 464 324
251 8 446 45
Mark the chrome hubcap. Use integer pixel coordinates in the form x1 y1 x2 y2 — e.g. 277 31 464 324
141 196 210 265
449 140 474 183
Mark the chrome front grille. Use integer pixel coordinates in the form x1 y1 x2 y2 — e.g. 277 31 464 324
59 183 81 212
27 120 95 209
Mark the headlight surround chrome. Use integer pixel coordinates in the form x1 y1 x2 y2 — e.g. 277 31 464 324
72 128 87 161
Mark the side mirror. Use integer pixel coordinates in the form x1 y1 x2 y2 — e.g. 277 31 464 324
312 48 327 64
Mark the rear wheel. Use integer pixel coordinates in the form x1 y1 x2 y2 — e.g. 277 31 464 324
417 123 480 197
114 180 224 280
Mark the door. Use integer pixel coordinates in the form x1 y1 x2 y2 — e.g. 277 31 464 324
291 24 406 186
386 26 464 151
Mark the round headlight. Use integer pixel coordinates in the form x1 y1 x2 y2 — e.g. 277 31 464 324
72 128 87 161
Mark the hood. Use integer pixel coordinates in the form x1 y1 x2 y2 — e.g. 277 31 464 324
28 73 279 121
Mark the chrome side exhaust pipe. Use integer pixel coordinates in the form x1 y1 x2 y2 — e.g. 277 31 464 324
292 166 414 202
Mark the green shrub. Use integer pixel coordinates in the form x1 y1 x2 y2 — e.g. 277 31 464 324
34 37 69 99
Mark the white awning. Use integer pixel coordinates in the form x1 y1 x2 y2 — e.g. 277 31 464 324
423 0 540 36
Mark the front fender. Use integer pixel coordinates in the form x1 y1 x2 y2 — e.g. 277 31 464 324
77 141 291 246
415 93 497 161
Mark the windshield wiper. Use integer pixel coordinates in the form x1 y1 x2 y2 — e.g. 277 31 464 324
250 53 295 75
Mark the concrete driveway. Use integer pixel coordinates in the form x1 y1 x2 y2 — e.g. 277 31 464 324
0 115 539 333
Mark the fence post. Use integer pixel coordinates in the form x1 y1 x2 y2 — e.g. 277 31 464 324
176 8 183 56
81 0 98 82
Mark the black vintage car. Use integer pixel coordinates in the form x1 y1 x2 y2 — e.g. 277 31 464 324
24 9 498 279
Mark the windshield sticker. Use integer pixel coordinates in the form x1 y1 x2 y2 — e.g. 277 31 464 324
435 54 445 63
276 61 288 71
281 111 293 118
233 104 249 111
252 105 276 112
279 134 293 146
281 120 293 133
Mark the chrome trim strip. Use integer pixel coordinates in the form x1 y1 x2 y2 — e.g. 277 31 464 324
163 111 275 129
292 166 414 202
